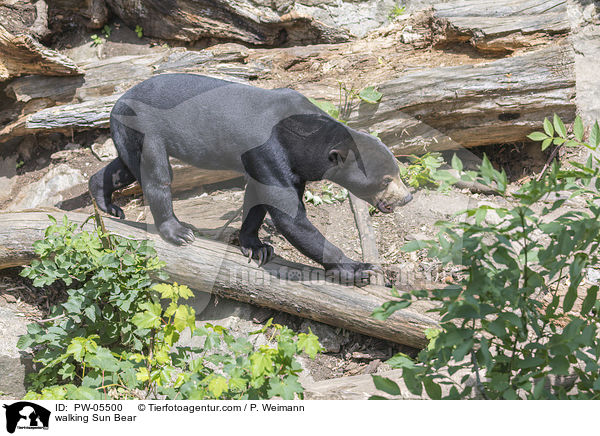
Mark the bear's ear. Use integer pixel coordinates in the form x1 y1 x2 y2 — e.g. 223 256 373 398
328 148 348 166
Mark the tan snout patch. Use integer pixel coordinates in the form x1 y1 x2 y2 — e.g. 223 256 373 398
374 175 412 213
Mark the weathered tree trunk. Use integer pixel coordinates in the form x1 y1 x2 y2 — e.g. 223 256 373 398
348 43 575 154
1 43 575 154
430 0 570 54
114 163 242 198
0 24 81 82
0 210 439 348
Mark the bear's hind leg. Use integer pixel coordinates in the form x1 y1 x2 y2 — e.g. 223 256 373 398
140 138 195 245
89 158 136 218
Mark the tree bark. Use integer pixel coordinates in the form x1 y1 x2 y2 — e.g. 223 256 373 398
348 43 575 155
103 0 349 46
430 0 570 54
0 24 81 82
0 210 439 348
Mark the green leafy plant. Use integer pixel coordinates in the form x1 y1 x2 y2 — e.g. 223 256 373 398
102 25 111 38
310 83 382 123
372 115 600 399
16 159 24 169
135 25 143 38
304 184 349 206
398 152 445 188
90 34 104 46
19 216 322 400
389 4 407 20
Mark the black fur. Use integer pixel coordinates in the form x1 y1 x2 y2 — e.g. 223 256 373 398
89 74 410 286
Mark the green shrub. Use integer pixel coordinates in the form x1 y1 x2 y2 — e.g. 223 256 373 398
19 216 322 400
372 115 600 399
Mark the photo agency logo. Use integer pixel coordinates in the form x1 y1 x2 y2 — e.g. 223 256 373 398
90 74 478 298
3 402 51 434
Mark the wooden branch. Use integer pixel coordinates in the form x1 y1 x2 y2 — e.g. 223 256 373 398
0 210 439 348
348 193 380 264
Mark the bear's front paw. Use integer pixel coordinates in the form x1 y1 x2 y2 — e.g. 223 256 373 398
158 220 196 246
240 241 274 267
325 262 381 287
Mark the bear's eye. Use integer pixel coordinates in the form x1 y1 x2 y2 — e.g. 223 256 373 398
382 176 393 187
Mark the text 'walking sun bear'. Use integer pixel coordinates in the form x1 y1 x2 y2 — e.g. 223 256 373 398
89 74 413 286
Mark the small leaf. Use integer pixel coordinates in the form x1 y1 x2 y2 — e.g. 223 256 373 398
541 138 553 151
590 121 600 147
451 154 463 172
527 132 548 142
386 353 416 369
573 115 584 141
173 304 196 332
308 98 339 120
207 376 228 398
401 240 428 252
372 375 401 396
359 86 383 104
250 352 272 378
581 285 598 315
297 332 323 358
543 117 554 136
423 377 442 400
402 368 423 396
553 113 567 138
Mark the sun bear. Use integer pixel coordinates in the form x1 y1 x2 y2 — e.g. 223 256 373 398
89 74 412 285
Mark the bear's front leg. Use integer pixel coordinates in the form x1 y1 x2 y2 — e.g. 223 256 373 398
239 204 274 267
265 199 378 287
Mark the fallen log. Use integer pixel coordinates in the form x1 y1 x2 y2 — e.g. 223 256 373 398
348 43 575 154
0 49 268 142
0 24 81 82
103 0 349 46
0 210 439 348
431 0 570 54
114 163 242 198
3 43 575 154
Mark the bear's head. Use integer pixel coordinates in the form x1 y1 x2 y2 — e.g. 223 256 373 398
324 128 412 212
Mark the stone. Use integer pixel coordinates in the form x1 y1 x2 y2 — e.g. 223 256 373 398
91 136 118 161
9 164 86 210
586 267 600 285
0 305 33 399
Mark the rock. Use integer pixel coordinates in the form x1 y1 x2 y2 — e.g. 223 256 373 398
91 136 117 161
0 155 17 204
361 359 382 374
304 368 480 399
9 164 86 210
476 200 502 225
430 0 571 54
0 305 33 399
299 319 348 353
586 267 600 285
